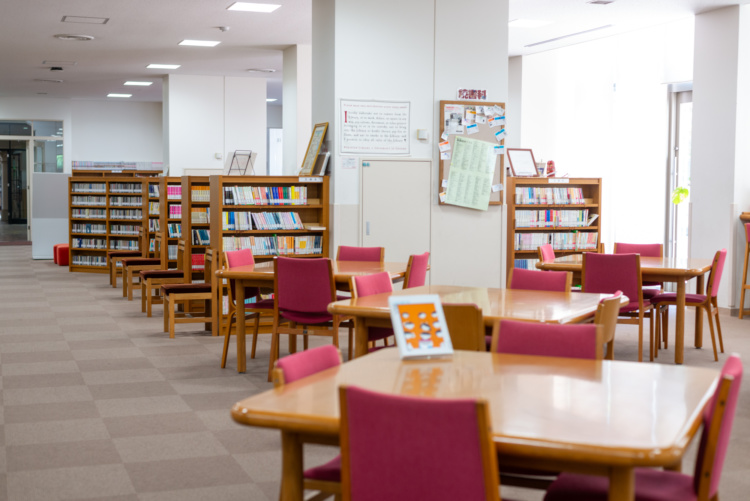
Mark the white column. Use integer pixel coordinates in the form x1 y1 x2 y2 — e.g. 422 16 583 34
283 45 312 175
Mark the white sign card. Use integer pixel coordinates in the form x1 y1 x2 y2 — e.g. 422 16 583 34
340 99 410 155
389 295 454 359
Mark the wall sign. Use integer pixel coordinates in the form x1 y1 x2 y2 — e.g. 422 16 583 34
340 99 410 155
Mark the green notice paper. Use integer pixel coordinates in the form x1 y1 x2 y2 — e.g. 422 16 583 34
444 136 495 211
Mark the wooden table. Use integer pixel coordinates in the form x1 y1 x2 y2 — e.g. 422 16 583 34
231 348 719 501
537 255 714 364
328 284 615 358
215 260 411 372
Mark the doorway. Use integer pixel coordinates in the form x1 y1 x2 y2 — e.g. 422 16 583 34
0 140 29 242
666 88 692 263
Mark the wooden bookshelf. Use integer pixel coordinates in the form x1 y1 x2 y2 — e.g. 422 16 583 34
72 169 162 177
159 176 183 268
69 176 150 273
209 175 330 261
182 176 211 282
506 177 602 275
146 179 161 258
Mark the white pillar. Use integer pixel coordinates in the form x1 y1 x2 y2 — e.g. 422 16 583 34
283 45 312 175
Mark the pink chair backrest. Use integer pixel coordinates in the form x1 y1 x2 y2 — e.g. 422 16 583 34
746 223 750 243
583 253 641 305
539 244 556 262
405 252 430 288
338 245 383 262
352 271 393 297
709 249 728 298
495 320 599 360
509 268 569 292
613 242 663 257
275 345 341 384
693 354 743 498
276 257 333 313
341 385 492 501
226 249 260 299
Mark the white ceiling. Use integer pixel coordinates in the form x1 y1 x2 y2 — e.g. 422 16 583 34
0 0 747 105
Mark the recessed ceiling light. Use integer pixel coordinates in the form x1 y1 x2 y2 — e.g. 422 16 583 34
179 39 221 47
34 79 64 84
508 19 552 28
147 64 181 69
107 93 132 98
247 68 276 73
37 93 48 95
61 15 109 24
54 34 95 41
227 2 281 13
42 60 76 67
124 81 153 86
266 98 277 102
587 0 616 5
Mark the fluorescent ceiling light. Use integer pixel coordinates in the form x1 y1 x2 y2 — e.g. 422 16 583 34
525 24 613 47
147 63 181 69
247 68 276 73
227 2 281 13
508 19 552 28
61 15 109 24
107 93 132 98
179 39 221 47
266 98 277 102
124 81 153 86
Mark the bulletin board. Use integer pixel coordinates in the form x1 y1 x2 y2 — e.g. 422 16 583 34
438 100 506 205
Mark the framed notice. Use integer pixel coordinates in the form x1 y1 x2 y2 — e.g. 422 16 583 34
506 148 539 177
388 295 453 360
340 99 410 155
299 123 329 176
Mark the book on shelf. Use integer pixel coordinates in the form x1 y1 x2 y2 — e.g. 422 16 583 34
167 185 182 200
312 152 331 176
191 186 210 202
223 186 308 206
587 214 599 226
191 253 206 270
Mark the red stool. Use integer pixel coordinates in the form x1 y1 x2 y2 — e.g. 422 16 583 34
55 244 69 266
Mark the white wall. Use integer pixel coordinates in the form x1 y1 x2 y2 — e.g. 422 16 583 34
267 104 283 128
283 45 312 174
225 76 268 175
507 56 522 149
70 100 162 162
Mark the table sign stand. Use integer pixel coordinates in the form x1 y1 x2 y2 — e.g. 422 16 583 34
389 295 454 360
227 150 254 175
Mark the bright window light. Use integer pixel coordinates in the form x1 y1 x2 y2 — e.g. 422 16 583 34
124 81 153 86
227 2 281 13
107 93 132 98
147 63 181 69
266 98 277 102
508 19 552 28
179 39 221 47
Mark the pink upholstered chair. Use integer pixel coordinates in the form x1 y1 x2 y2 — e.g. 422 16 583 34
336 245 384 262
271 345 343 498
339 385 507 501
403 251 430 288
613 242 664 301
651 249 727 362
507 268 572 292
270 257 352 380
582 252 654 362
351 271 394 355
491 320 602 360
537 243 556 262
738 224 750 319
220 249 276 368
544 354 743 501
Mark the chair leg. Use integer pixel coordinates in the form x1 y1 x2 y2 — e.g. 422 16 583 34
221 322 232 369
168 294 176 339
122 267 129 297
146 283 155 317
141 280 148 313
268 315 281 381
649 309 655 362
163 293 169 332
637 311 643 363
704 304 718 362
128 271 136 301
251 313 260 359
712 298 725 354
662 306 669 349
654 308 660 359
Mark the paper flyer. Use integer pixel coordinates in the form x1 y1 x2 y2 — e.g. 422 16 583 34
444 104 465 134
444 136 495 211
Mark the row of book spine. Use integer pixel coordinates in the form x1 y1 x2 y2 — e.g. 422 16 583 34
191 186 210 202
168 245 178 260
110 209 143 220
223 186 308 206
514 232 599 251
515 209 590 228
72 223 106 234
149 202 160 215
222 235 322 255
514 258 540 270
514 187 586 205
72 255 107 267
148 185 160 198
72 238 106 249
168 203 182 219
110 196 142 207
167 224 182 238
72 196 106 206
72 208 106 219
71 183 106 193
222 211 304 231
191 207 210 224
167 185 182 200
191 254 205 270
110 225 140 235
109 183 141 193
148 219 160 232
110 240 139 251
192 229 210 245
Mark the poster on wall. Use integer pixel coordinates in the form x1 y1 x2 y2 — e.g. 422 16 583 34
340 99 410 155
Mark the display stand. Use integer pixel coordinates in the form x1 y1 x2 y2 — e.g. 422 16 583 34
227 150 254 176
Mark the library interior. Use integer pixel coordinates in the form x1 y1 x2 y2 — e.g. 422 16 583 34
1 1 750 500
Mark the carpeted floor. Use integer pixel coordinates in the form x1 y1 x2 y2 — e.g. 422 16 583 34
0 245 748 500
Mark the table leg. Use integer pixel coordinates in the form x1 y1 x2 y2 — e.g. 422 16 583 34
236 280 246 373
608 467 635 501
354 318 369 358
280 431 304 501
695 274 705 348
675 280 686 365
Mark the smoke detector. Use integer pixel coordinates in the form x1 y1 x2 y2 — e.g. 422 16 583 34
54 34 95 41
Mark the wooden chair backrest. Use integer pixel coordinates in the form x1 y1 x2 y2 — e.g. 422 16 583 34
443 303 486 352
594 293 623 359
176 240 186 275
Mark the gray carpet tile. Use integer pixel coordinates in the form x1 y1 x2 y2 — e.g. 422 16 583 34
1 245 750 500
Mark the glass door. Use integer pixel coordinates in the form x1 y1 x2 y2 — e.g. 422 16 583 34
667 90 692 263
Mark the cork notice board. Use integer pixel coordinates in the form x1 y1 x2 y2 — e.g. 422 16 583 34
438 100 505 205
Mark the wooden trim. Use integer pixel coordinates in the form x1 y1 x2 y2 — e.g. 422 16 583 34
696 375 733 500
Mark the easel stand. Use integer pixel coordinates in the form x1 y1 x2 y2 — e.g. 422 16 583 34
228 150 254 175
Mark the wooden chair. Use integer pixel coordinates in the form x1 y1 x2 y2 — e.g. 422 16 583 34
220 249 276 368
161 244 214 338
350 271 394 355
120 227 161 300
336 245 384 262
740 223 750 319
582 252 654 362
140 233 184 317
108 250 140 288
613 242 664 299
595 291 624 360
544 354 743 501
507 268 572 292
651 249 727 362
403 251 430 288
491 320 602 360
269 257 352 381
537 243 556 262
339 385 504 501
443 303 490 352
272 345 343 500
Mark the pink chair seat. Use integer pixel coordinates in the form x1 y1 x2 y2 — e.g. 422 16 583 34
619 299 651 313
641 288 660 300
304 455 342 482
280 310 332 324
545 468 694 501
649 292 707 305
